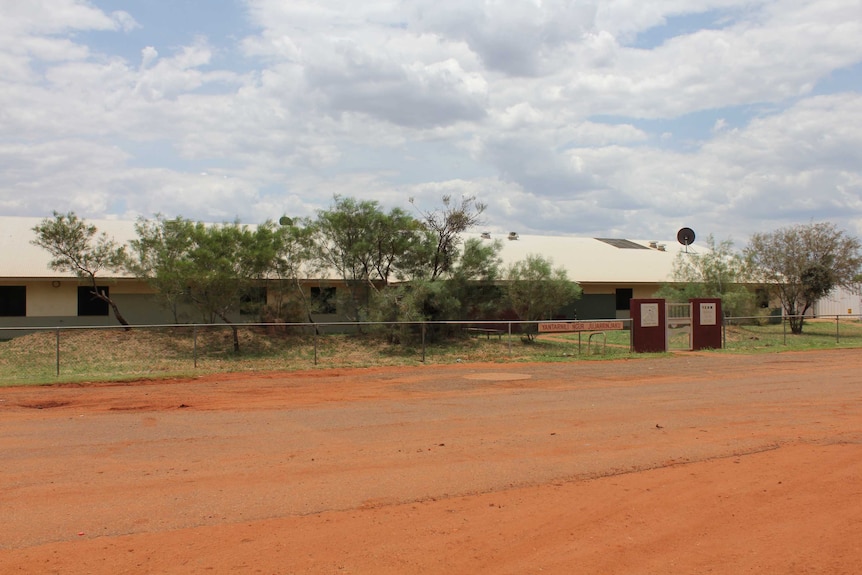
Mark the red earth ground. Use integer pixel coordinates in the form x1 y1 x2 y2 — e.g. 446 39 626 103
1 348 861 574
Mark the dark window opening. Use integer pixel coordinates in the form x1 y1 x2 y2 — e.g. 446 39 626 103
615 288 633 311
240 286 267 315
78 286 109 316
755 288 770 309
0 286 26 317
311 287 337 314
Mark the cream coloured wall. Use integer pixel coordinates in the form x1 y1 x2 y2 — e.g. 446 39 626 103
110 280 156 295
579 283 662 298
26 282 77 316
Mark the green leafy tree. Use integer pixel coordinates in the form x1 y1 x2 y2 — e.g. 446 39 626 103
443 237 504 319
368 238 504 343
312 196 423 320
185 221 281 351
368 195 494 342
31 211 131 327
655 234 755 317
745 222 862 334
129 215 196 323
265 217 319 324
506 254 582 341
129 217 280 351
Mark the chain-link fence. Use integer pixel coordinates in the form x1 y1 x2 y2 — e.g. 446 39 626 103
722 314 862 350
0 320 635 384
2 315 860 385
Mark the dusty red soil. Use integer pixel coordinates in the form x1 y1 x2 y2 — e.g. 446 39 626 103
2 349 861 574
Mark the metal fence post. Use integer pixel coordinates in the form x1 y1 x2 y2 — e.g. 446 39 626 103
836 314 840 343
55 327 60 377
421 322 426 362
314 329 318 366
508 322 512 356
193 325 198 368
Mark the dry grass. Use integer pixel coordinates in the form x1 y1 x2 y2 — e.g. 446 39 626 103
3 318 860 386
0 325 629 386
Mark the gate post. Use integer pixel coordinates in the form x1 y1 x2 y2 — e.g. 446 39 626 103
630 298 667 353
691 298 722 350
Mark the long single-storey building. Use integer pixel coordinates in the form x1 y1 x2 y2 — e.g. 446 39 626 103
1 215 696 330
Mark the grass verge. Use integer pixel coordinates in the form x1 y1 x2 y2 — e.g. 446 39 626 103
1 319 860 386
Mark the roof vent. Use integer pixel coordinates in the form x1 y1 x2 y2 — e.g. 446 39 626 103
649 241 658 249
508 232 519 240
657 243 666 251
481 232 491 239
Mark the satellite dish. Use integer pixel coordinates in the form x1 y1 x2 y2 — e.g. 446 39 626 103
677 227 695 246
279 216 293 226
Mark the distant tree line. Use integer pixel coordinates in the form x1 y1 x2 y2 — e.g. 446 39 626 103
31 195 581 349
33 203 862 340
656 223 862 334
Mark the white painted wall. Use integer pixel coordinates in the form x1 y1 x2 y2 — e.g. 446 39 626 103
815 287 862 316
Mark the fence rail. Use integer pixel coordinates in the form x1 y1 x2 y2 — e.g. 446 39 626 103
1 315 860 385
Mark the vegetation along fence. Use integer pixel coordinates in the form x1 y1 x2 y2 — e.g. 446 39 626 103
1 315 861 385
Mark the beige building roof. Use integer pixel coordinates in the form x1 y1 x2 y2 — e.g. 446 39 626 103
2 216 688 284
468 232 685 284
1 216 139 279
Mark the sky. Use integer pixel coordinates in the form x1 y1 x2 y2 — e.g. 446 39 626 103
2 0 861 246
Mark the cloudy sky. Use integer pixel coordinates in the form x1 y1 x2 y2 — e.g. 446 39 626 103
2 0 861 244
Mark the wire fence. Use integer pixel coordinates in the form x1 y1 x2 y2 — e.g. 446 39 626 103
1 315 861 385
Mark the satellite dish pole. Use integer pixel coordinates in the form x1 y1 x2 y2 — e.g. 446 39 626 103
677 227 696 253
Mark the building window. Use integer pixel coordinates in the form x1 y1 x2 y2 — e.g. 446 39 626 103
615 288 633 311
311 287 337 314
755 288 770 308
240 286 267 315
0 286 26 317
78 286 110 316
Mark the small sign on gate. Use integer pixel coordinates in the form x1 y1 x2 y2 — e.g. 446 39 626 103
640 303 660 327
699 302 717 326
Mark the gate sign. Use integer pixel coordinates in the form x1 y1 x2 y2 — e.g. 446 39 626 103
700 302 717 326
538 321 624 333
640 303 660 327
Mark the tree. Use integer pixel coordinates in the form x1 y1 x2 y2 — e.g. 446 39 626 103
655 234 755 317
745 222 862 334
443 237 504 319
506 254 582 341
409 194 486 280
31 211 131 327
266 217 319 324
367 238 505 343
312 196 423 320
128 217 280 352
129 215 196 323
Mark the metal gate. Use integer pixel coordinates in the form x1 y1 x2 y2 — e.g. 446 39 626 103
666 302 692 351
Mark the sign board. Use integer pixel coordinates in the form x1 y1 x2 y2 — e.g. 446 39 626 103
538 320 625 333
699 302 717 326
640 303 660 327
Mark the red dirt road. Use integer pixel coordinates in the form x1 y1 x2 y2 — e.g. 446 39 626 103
2 349 861 574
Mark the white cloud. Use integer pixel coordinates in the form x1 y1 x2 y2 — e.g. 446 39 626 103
0 0 860 244
0 0 125 35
